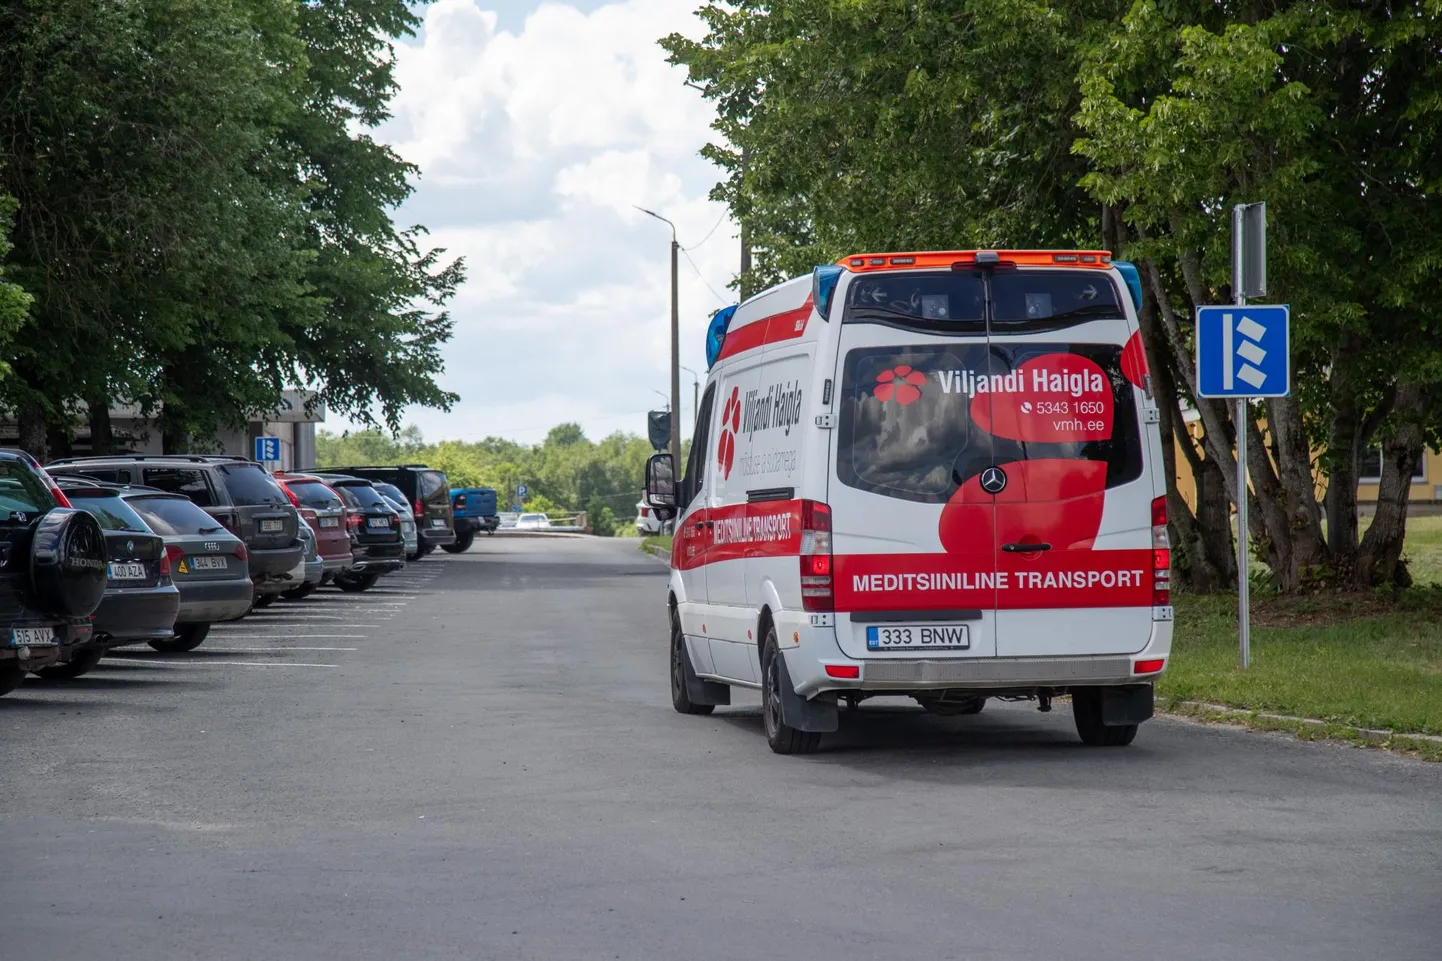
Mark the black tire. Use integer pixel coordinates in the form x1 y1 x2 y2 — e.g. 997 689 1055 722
150 623 210 653
761 628 821 755
670 614 714 716
252 592 278 609
441 531 474 554
406 550 423 562
29 507 108 617
420 545 436 556
1072 688 1139 747
336 572 379 593
32 647 104 680
282 583 317 601
0 663 25 697
916 695 987 716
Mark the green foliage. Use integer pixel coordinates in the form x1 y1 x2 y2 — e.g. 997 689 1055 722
0 193 29 376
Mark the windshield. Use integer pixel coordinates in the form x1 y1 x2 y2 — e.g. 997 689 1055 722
66 491 151 532
0 463 56 522
128 495 226 536
843 269 1123 334
336 483 388 510
288 479 344 511
218 463 288 506
373 481 406 504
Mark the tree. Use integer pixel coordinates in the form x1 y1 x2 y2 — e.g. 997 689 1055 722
0 193 29 374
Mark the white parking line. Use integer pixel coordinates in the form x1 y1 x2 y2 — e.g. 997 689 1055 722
116 660 339 668
182 647 358 652
208 634 365 639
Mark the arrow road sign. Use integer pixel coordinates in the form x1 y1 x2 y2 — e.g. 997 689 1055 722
1196 304 1290 398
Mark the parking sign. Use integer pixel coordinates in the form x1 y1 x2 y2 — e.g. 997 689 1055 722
1195 304 1290 398
254 435 282 462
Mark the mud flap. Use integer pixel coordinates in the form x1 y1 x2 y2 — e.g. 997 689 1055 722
682 644 731 707
776 650 839 733
1101 684 1154 726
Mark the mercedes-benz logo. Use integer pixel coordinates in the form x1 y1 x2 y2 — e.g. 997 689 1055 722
979 466 1008 494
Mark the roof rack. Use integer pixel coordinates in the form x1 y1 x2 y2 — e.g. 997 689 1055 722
47 453 255 465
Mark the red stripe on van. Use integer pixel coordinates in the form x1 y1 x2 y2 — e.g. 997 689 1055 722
715 296 814 362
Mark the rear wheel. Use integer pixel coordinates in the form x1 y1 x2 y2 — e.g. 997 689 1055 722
150 623 210 653
0 663 26 696
1072 688 1138 747
761 629 821 755
252 592 278 609
336 572 379 593
441 531 474 554
33 647 105 680
282 583 317 601
670 614 713 716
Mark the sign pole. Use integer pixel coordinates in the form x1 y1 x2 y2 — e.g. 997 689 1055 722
1232 204 1251 670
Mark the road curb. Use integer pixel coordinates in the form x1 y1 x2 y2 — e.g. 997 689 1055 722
1158 697 1442 760
643 545 671 563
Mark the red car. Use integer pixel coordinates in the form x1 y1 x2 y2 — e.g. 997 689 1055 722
273 472 353 597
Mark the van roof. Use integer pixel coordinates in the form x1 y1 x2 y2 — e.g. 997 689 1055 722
837 249 1114 271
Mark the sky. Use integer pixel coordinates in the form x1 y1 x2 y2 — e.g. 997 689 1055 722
333 0 738 446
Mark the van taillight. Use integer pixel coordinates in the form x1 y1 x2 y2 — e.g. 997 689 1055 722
414 499 423 518
799 500 833 612
1151 496 1171 606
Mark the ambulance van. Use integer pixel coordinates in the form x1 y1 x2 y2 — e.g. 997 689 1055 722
645 250 1172 754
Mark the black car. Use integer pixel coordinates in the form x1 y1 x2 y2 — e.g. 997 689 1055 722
326 465 454 560
0 450 107 694
311 474 405 592
39 484 181 678
123 489 253 652
47 454 303 597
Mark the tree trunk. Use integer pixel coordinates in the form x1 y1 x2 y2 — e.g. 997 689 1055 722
46 423 72 459
88 394 115 455
16 396 47 461
1258 396 1329 588
1323 355 1362 558
1354 385 1426 589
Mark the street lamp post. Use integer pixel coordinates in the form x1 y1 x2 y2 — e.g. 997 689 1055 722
680 366 700 429
636 207 681 473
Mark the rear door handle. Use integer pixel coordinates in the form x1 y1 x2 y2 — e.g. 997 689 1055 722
1001 542 1052 553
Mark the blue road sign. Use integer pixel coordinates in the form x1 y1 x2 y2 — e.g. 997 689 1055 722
516 484 528 498
254 435 282 462
1196 304 1290 398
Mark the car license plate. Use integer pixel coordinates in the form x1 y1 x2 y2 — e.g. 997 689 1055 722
430 518 446 527
191 555 228 571
260 519 284 533
866 624 970 651
319 516 339 528
368 517 391 528
9 627 56 647
109 562 147 581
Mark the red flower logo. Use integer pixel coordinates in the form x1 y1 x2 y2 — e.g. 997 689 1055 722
874 365 926 405
716 385 741 479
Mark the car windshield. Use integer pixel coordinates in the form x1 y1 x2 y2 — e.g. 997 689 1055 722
127 495 226 536
373 481 406 503
337 483 388 510
66 491 151 532
218 463 288 506
521 513 547 524
0 463 56 522
288 479 344 511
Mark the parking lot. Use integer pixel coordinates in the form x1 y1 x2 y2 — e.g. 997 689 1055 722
3 537 1441 961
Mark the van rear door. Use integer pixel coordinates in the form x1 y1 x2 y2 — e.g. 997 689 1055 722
985 268 1154 656
827 268 1001 659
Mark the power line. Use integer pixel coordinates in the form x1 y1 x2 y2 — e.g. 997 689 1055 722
680 246 731 306
681 212 728 251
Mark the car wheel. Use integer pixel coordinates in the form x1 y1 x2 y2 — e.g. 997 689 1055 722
670 614 714 716
32 647 105 680
442 531 474 553
406 549 423 562
150 623 210 653
282 583 317 601
252 592 278 609
336 572 379 593
1072 687 1138 747
0 663 26 696
761 628 821 755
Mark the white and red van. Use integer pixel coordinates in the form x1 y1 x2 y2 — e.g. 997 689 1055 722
645 250 1172 754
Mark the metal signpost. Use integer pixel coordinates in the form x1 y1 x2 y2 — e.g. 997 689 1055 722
254 435 281 464
1196 202 1288 669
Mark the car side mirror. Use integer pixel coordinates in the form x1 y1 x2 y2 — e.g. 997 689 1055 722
645 453 677 518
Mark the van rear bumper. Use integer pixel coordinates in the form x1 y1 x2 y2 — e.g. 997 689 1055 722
784 614 1173 698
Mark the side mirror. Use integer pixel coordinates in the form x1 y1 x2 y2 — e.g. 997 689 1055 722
645 453 677 517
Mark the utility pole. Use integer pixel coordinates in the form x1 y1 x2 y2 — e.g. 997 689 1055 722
738 146 752 300
637 206 682 470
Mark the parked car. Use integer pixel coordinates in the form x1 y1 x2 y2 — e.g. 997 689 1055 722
327 465 455 559
514 513 552 530
42 482 181 679
0 450 106 694
447 486 498 552
371 482 420 558
122 489 252 652
635 499 668 536
311 474 406 591
47 455 304 600
272 472 353 595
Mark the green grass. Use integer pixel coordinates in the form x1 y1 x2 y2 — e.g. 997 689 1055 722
1400 514 1442 586
1161 590 1442 738
639 535 673 556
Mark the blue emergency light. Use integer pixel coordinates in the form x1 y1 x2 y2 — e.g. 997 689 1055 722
705 304 737 369
1113 261 1144 314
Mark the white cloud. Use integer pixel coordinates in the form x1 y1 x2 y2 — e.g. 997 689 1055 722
332 0 738 446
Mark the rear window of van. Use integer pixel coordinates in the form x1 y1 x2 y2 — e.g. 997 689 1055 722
218 464 287 506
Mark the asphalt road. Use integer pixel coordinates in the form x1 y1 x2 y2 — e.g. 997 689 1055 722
3 537 1440 961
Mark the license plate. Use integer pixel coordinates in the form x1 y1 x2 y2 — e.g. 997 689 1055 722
109 562 147 581
866 624 971 651
430 518 446 527
260 519 284 532
368 517 391 529
191 555 228 571
319 516 339 528
9 627 56 647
